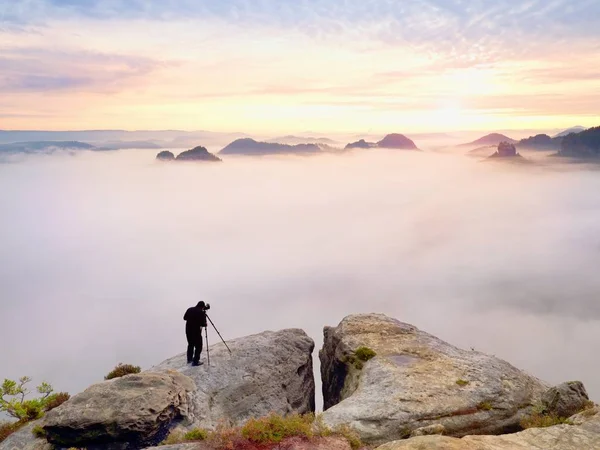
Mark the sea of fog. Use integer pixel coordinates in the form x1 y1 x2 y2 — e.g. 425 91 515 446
1 148 600 409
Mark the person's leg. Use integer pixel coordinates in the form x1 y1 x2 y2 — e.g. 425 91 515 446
186 332 194 363
193 333 203 364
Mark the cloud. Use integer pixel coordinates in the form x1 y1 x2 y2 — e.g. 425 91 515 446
0 48 171 93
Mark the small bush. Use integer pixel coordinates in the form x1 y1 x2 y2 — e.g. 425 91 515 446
207 420 240 450
0 420 24 443
32 425 46 438
241 413 313 444
520 413 573 429
104 363 141 380
477 401 493 411
456 379 469 387
354 347 377 362
44 392 70 412
332 424 362 450
184 428 208 441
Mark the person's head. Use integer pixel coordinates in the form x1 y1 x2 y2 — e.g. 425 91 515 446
197 301 206 309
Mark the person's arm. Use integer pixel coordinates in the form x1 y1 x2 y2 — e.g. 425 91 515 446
183 309 189 320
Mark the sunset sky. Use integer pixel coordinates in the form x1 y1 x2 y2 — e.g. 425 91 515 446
1 0 599 133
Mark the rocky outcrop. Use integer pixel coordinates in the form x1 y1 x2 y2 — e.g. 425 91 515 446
376 134 418 150
42 371 196 449
151 328 315 429
376 408 600 449
320 314 548 445
219 138 321 156
0 421 52 450
175 146 221 162
488 141 524 160
156 150 175 161
542 381 590 418
344 139 375 150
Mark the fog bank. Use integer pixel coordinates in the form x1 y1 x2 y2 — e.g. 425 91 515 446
1 149 600 408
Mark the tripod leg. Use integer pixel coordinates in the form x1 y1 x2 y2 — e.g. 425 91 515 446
206 314 232 354
205 326 210 366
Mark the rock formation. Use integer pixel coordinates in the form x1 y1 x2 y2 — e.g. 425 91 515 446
43 371 196 449
559 125 600 157
460 133 517 147
175 146 221 162
376 134 418 150
219 138 321 156
151 328 315 429
156 150 175 161
344 139 375 150
320 313 548 445
376 407 600 449
488 141 523 159
542 381 590 418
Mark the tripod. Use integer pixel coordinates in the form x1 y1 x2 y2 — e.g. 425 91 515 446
204 313 232 366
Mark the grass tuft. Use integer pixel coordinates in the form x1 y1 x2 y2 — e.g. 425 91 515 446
521 413 573 429
104 363 141 380
477 401 493 411
456 379 469 387
241 413 313 444
183 428 208 441
354 347 377 362
31 425 46 439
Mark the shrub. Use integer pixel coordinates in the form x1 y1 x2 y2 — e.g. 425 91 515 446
32 425 46 438
520 413 573 429
241 413 313 444
1 377 59 421
183 428 208 441
456 379 469 387
0 420 24 443
207 420 240 450
477 401 493 411
44 392 70 412
104 363 141 380
332 424 362 450
354 347 377 362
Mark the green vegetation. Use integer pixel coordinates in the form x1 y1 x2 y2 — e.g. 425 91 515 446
520 400 597 429
1 421 24 443
0 376 68 444
345 346 377 370
477 401 493 411
161 413 364 449
242 413 313 444
104 363 141 380
354 346 377 362
456 379 469 387
32 425 47 438
183 428 208 441
520 413 573 429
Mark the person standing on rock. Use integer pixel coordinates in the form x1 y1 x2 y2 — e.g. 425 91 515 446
183 301 209 366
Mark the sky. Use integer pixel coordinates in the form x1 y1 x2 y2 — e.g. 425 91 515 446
1 0 600 133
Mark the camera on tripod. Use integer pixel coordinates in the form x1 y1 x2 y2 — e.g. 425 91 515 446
200 303 210 311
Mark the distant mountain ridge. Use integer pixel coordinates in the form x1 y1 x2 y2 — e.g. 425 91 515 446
460 133 517 147
0 141 95 153
345 133 418 150
553 126 587 138
559 126 600 157
219 138 321 156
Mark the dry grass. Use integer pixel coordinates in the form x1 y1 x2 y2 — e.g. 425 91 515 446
161 413 364 450
520 413 573 429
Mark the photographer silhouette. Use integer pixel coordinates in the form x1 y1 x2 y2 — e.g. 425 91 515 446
183 301 210 366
